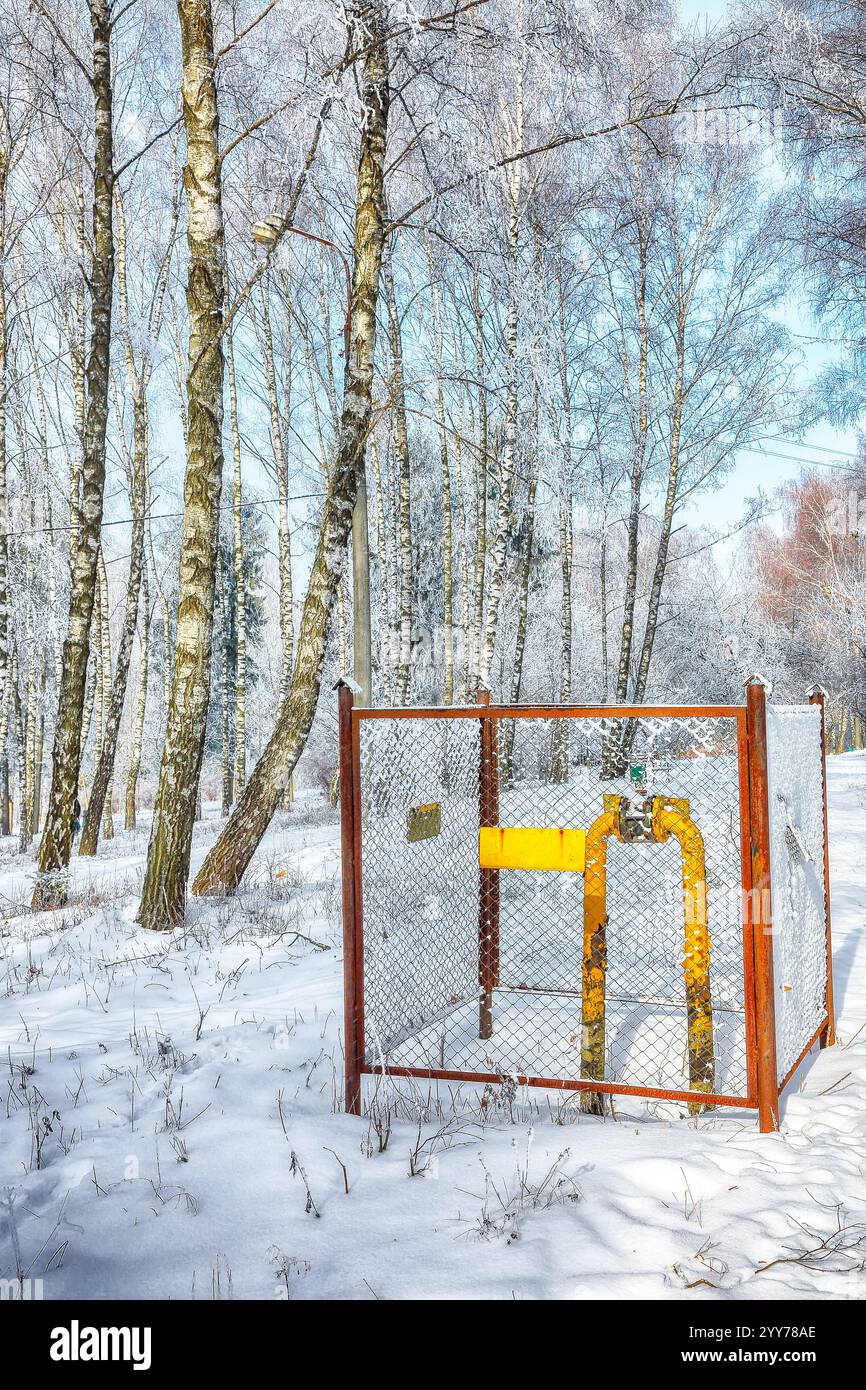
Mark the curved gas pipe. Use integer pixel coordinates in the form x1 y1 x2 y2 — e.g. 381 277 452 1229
580 794 715 1115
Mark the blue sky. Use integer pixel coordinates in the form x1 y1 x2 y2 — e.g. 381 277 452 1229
672 0 862 541
678 0 730 23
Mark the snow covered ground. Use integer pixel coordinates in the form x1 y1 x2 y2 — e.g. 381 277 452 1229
1 757 865 1302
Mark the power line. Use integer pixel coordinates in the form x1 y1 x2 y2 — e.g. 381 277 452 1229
4 490 328 541
742 445 864 474
7 440 861 545
755 435 863 460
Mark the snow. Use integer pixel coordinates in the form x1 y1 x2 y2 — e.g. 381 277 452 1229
1 761 865 1301
385 989 748 1096
360 712 750 1097
766 705 828 1080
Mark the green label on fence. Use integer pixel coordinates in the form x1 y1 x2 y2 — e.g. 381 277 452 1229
407 802 442 842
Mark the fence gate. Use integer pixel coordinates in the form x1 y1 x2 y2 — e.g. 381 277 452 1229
339 679 834 1132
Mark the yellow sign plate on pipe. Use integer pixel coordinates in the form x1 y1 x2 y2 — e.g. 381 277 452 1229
479 826 586 873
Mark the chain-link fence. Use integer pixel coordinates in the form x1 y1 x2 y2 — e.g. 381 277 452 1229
766 705 830 1084
341 688 833 1128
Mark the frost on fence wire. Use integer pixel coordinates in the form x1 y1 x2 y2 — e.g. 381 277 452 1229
766 705 828 1083
359 717 481 1063
358 712 747 1100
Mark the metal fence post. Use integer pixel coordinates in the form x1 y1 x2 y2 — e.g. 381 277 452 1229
744 678 780 1133
338 680 363 1115
478 687 500 1040
808 686 836 1047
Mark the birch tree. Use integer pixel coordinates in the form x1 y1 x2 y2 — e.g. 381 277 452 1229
33 0 117 906
226 326 247 795
0 69 31 833
193 0 390 896
599 138 794 770
384 255 414 704
138 0 227 929
80 181 174 853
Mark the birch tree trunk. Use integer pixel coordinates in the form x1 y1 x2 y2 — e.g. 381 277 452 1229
336 575 348 675
227 329 246 796
2 230 23 809
616 267 687 768
352 464 372 701
124 557 149 829
147 486 173 717
24 589 36 841
385 259 413 705
0 196 9 818
44 494 63 690
500 467 537 781
18 272 65 724
602 176 651 779
551 283 573 781
258 286 294 702
469 271 487 694
478 300 517 689
13 650 27 851
192 1 389 896
369 433 395 697
139 0 226 930
630 278 685 707
68 176 87 546
478 73 523 691
33 663 46 835
350 270 372 707
610 193 651 710
81 641 96 774
426 241 454 703
33 0 115 907
550 489 573 779
451 395 472 703
600 523 609 699
97 548 114 839
219 554 233 815
80 397 146 854
0 675 11 836
90 179 167 844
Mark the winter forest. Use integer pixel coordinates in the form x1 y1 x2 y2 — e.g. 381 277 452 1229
3 0 866 1312
0 0 863 928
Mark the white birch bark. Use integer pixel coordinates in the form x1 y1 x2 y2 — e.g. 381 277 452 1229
193 0 390 895
124 556 149 830
140 0 227 929
226 328 246 797
384 258 413 705
34 0 116 906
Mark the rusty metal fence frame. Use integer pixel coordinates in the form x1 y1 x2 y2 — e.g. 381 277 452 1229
339 679 834 1133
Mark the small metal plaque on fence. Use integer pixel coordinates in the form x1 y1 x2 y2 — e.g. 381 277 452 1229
407 802 442 842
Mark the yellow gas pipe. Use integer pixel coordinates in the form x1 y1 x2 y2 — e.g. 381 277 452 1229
652 797 715 1108
580 794 715 1115
580 796 623 1114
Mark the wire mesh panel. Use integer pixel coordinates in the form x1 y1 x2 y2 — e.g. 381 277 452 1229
489 714 747 1098
356 706 750 1104
766 704 829 1082
358 716 481 1063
